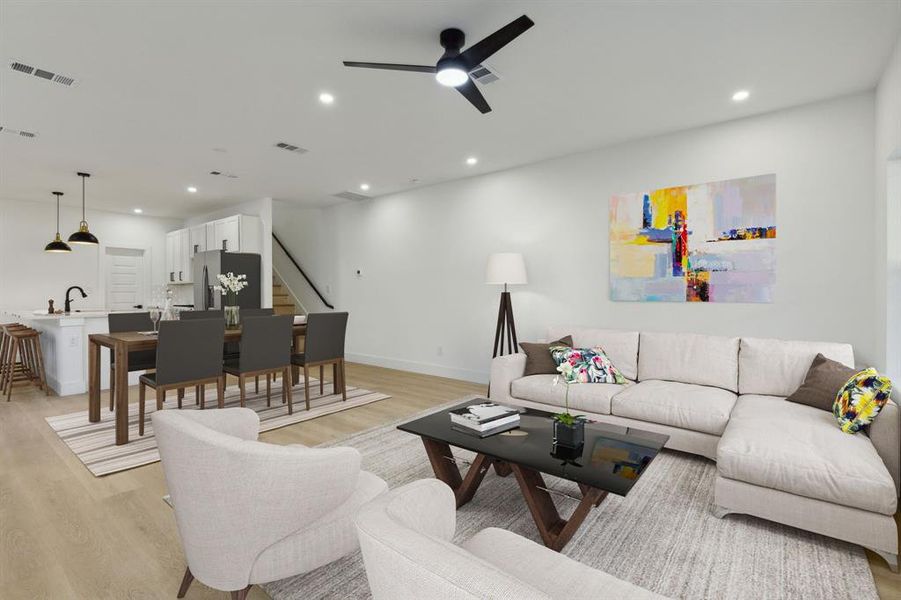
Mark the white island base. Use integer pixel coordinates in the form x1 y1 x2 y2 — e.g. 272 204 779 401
12 311 143 397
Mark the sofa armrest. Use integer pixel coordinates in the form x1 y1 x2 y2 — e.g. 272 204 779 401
870 398 900 496
489 353 527 403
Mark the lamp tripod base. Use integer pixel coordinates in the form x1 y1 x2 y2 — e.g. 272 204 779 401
492 290 519 358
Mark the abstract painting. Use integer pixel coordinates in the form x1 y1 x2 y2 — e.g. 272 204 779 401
610 174 776 303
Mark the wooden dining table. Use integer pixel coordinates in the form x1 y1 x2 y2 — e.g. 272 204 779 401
88 323 307 445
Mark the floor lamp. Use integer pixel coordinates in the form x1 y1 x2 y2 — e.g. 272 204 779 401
485 253 528 358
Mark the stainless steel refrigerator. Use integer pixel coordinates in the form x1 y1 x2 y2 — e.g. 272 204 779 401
193 251 262 310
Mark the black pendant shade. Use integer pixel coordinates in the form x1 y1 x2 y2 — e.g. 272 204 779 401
68 172 99 245
45 191 72 253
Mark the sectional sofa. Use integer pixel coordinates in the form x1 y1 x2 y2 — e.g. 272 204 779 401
489 327 900 571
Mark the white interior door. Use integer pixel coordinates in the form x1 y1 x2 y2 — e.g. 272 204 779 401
105 247 146 311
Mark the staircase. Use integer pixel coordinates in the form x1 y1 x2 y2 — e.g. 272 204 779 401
272 274 301 316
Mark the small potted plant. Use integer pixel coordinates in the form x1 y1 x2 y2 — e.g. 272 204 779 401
213 272 248 329
553 361 586 448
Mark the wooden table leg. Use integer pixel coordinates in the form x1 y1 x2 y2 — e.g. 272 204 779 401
88 338 101 422
421 438 494 508
510 464 607 551
114 342 130 445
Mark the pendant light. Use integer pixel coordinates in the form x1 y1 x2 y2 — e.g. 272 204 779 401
68 172 99 245
44 191 72 253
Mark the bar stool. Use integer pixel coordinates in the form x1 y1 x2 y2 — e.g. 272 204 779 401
1 324 49 400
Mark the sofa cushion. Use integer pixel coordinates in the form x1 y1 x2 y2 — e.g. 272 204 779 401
834 368 893 434
717 395 897 515
610 380 737 436
550 346 627 384
511 375 627 415
520 335 573 376
637 332 740 392
785 353 858 412
547 326 639 381
738 337 855 397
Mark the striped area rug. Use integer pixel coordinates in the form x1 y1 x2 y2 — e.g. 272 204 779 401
45 377 390 477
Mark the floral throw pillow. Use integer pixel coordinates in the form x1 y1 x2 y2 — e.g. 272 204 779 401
833 368 893 434
550 346 627 385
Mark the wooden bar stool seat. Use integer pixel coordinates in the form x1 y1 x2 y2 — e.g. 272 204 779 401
1 324 49 400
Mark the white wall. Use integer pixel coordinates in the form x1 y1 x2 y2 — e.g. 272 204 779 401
0 198 180 312
876 34 901 381
183 197 273 308
296 93 877 384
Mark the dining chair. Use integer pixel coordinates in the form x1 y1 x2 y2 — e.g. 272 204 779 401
138 319 226 436
234 308 274 391
224 315 294 413
153 408 387 600
291 312 348 410
108 312 156 411
179 310 224 320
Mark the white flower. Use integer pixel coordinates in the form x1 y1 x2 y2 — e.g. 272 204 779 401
213 272 250 295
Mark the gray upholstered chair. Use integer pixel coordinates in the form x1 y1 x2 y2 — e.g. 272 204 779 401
355 479 667 600
224 315 294 412
179 309 224 320
108 312 156 411
153 408 388 600
138 319 226 435
291 312 348 409
232 308 274 390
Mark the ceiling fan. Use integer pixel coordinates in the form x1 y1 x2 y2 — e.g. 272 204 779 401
343 15 535 114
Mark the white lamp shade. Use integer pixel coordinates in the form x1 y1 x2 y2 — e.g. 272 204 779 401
485 252 528 285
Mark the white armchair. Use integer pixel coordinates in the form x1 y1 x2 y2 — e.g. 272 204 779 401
153 408 388 600
354 479 667 600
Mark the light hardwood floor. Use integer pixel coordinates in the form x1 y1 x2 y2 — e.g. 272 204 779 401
1 363 899 599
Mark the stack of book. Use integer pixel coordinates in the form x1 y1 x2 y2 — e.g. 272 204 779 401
450 401 521 437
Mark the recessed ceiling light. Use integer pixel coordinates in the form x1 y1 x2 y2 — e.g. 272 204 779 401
187 186 197 193
732 90 750 102
133 208 143 214
359 183 370 191
319 92 335 105
466 156 478 166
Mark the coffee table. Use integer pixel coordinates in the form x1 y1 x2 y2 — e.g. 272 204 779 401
398 401 669 551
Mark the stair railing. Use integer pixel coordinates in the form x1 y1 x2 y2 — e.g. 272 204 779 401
272 233 335 309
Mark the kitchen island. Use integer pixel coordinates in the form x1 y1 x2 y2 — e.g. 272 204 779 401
1 309 143 396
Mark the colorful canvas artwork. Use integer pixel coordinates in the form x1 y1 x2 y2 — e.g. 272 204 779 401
609 174 776 303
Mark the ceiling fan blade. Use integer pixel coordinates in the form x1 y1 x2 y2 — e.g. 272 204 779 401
456 78 491 114
459 15 534 69
342 61 436 73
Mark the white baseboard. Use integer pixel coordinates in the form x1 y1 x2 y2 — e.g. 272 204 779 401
345 352 489 385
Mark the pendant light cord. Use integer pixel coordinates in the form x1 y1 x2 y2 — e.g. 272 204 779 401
81 174 86 221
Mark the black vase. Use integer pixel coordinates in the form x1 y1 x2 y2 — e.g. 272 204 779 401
553 419 585 449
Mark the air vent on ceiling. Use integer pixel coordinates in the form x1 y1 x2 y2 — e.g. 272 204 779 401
9 61 76 86
274 142 309 154
209 170 239 179
469 63 500 85
0 126 37 139
333 191 370 202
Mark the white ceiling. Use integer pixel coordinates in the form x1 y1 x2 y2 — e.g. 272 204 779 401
1 0 899 218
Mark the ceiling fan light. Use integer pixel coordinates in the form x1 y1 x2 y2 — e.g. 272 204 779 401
435 67 468 87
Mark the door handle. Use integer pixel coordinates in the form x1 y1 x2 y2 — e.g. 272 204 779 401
193 244 199 254
222 239 228 251
170 271 174 282
179 271 183 281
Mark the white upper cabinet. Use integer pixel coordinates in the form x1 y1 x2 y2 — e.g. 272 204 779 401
166 215 262 284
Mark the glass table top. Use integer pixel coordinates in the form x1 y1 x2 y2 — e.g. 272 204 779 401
398 401 670 497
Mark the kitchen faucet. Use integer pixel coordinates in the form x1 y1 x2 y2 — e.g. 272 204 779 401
64 286 87 313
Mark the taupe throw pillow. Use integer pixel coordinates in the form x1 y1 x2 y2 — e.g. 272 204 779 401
520 336 573 377
785 353 858 412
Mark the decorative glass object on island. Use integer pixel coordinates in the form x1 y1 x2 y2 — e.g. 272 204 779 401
214 272 249 329
552 368 586 449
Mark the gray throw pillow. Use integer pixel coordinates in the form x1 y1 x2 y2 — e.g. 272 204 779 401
785 353 858 412
519 336 573 377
